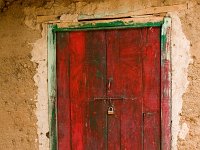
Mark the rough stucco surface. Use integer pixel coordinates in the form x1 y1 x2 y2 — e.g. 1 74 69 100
0 4 40 150
169 12 190 150
31 24 49 150
177 5 200 149
0 0 200 150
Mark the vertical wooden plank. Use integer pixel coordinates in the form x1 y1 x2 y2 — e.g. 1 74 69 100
142 27 161 149
48 24 57 150
161 17 172 150
56 32 71 149
84 30 107 150
143 112 161 150
69 30 107 150
106 29 143 149
69 31 86 150
142 27 161 113
86 101 107 150
106 30 121 150
118 29 143 150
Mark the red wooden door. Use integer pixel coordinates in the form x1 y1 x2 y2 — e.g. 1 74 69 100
56 27 161 150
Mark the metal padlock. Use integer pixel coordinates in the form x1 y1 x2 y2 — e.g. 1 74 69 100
108 106 114 115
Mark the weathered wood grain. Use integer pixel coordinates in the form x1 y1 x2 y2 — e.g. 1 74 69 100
56 26 163 150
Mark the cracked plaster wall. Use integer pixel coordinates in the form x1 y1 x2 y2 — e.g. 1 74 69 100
0 0 199 149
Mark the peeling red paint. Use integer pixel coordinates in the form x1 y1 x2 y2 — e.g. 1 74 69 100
56 27 163 149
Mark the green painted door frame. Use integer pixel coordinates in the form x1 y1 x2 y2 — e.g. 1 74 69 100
48 17 172 150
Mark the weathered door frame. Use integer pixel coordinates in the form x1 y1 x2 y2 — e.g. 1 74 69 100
48 17 172 150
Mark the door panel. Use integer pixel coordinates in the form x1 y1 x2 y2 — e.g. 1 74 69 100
142 27 161 112
141 28 161 150
56 27 161 150
106 29 143 149
56 32 71 150
84 31 107 150
57 31 107 149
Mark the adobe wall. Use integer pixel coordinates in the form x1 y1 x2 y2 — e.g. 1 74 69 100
0 0 199 149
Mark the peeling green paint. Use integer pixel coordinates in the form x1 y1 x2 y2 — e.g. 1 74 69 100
161 17 172 149
52 20 163 32
161 17 171 62
48 24 57 150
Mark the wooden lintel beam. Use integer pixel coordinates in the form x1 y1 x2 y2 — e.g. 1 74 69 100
78 2 197 21
36 2 197 23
